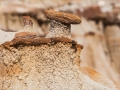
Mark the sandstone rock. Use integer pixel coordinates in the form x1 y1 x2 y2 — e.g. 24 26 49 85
71 18 120 90
0 35 117 90
105 25 120 74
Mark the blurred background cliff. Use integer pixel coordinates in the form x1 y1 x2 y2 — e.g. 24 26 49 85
0 0 120 89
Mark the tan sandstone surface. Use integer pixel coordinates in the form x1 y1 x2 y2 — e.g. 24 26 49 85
0 33 117 90
0 1 119 89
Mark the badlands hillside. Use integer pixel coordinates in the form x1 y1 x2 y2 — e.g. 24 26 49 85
0 0 120 89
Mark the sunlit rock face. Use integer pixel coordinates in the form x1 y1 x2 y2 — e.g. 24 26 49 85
0 33 117 90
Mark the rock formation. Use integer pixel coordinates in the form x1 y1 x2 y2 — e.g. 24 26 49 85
105 25 120 74
0 15 37 44
44 9 81 38
0 10 117 90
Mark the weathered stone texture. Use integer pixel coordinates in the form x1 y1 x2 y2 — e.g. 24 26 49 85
0 36 117 90
46 20 71 38
105 25 120 74
44 9 81 24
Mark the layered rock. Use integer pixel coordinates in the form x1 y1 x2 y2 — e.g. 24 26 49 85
0 33 117 90
0 10 117 90
105 25 120 74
